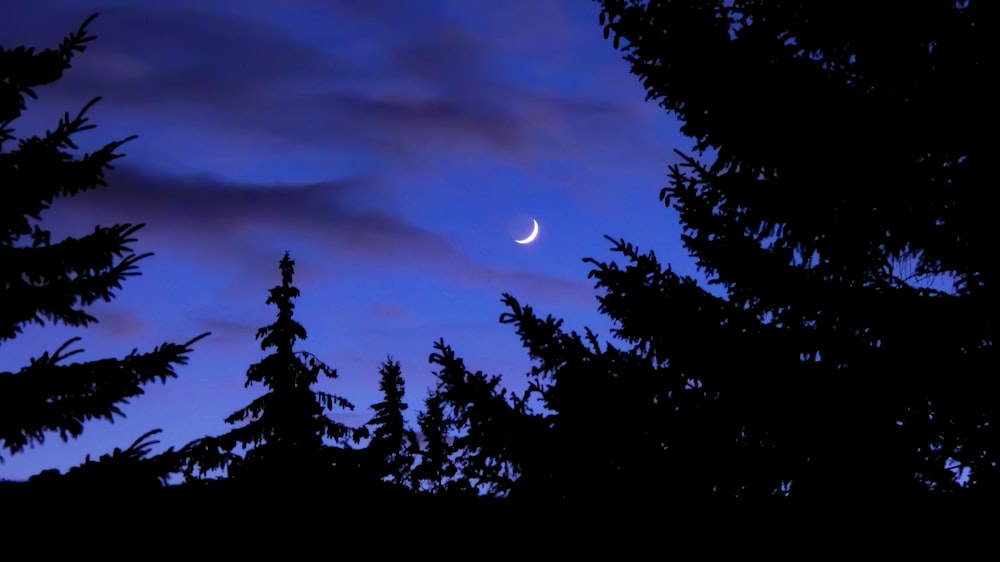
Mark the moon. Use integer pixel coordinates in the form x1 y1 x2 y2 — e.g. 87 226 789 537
515 219 539 244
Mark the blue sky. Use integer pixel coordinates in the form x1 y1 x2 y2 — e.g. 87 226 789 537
1 0 699 480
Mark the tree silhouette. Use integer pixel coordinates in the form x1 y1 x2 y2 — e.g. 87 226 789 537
364 357 417 488
28 429 185 492
184 253 362 484
497 293 686 502
424 339 530 497
575 0 994 498
411 390 459 494
0 14 207 466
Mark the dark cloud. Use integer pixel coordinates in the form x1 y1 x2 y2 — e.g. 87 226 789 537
193 318 259 349
370 303 413 323
90 308 150 342
2 4 364 96
4 1 656 176
41 166 595 306
44 166 464 267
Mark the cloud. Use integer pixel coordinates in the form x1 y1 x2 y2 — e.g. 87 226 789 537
5 1 661 177
89 307 150 342
39 166 595 306
3 4 363 97
193 318 259 349
43 166 464 267
370 303 413 323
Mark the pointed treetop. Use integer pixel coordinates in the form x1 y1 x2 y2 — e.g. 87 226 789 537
257 251 305 354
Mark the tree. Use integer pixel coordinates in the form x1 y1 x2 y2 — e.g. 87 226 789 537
423 339 533 497
184 253 362 484
411 390 458 494
364 357 417 487
498 293 684 502
572 0 993 498
0 14 207 465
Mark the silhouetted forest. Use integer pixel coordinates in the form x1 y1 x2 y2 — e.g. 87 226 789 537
2 1 995 530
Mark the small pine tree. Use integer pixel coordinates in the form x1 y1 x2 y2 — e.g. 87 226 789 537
411 390 458 494
365 358 417 487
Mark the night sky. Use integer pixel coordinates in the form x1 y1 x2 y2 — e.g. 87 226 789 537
1 0 698 480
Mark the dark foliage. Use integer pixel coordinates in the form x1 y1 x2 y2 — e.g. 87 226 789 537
183 253 363 483
364 357 418 487
26 429 186 492
498 292 690 502
413 0 995 502
427 339 535 496
411 390 460 494
583 0 992 497
0 14 207 468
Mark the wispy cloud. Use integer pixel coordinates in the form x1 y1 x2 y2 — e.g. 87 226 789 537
46 166 462 265
42 166 595 307
5 1 662 175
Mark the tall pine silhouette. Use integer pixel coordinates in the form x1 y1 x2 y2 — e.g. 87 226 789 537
581 0 992 498
184 253 360 484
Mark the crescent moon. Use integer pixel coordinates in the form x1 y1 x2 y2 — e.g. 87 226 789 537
515 219 539 244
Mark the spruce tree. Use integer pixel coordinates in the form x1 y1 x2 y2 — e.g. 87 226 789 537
365 358 417 487
497 294 671 502
425 339 526 496
411 390 459 495
0 14 207 465
184 253 361 484
573 0 992 497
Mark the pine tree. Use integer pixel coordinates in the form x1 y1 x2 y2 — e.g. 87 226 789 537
184 253 361 484
425 339 527 496
365 357 417 487
411 390 459 495
498 294 674 502
0 14 207 464
575 0 994 498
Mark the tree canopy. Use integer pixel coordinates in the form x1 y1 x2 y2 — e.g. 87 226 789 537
417 0 994 501
577 0 993 497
